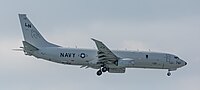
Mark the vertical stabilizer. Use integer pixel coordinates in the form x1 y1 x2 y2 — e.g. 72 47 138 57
18 14 59 48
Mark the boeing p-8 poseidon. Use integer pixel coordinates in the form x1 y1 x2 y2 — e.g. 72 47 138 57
17 14 187 76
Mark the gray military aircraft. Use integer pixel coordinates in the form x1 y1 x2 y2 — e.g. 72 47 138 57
17 14 187 76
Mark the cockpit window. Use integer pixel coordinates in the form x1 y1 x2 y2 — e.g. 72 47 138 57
174 56 179 59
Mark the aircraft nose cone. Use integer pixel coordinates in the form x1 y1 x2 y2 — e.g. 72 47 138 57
185 62 187 65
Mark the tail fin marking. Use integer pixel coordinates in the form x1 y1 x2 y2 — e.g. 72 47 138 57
18 14 59 48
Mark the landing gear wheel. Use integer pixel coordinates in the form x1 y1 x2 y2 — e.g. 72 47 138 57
167 72 171 76
97 70 102 76
102 67 108 72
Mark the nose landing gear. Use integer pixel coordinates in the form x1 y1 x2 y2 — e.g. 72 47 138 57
167 69 174 76
167 71 171 76
166 68 177 76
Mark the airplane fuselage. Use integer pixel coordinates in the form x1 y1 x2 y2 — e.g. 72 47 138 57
33 47 185 70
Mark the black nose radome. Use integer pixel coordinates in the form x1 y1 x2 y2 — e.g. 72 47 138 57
185 62 187 65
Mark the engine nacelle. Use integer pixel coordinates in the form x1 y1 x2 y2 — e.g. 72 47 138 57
108 68 125 73
117 58 134 67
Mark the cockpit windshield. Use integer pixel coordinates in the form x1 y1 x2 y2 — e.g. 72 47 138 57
174 56 179 59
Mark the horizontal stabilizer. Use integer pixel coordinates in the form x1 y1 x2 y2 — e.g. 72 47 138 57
23 41 39 51
12 49 24 51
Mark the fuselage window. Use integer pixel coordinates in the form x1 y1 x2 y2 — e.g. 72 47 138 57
146 55 148 59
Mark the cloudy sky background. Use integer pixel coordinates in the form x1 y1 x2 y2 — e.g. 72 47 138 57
0 0 199 90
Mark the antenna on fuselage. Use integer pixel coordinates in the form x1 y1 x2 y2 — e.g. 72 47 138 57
149 49 151 52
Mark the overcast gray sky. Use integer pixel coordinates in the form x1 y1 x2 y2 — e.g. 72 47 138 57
0 0 199 90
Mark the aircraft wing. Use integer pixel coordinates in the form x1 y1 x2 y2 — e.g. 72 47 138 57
91 38 119 64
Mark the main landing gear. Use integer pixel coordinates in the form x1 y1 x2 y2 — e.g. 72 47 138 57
96 67 108 76
102 67 108 72
96 70 102 76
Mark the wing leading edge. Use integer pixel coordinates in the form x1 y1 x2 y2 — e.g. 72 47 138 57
91 38 119 64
